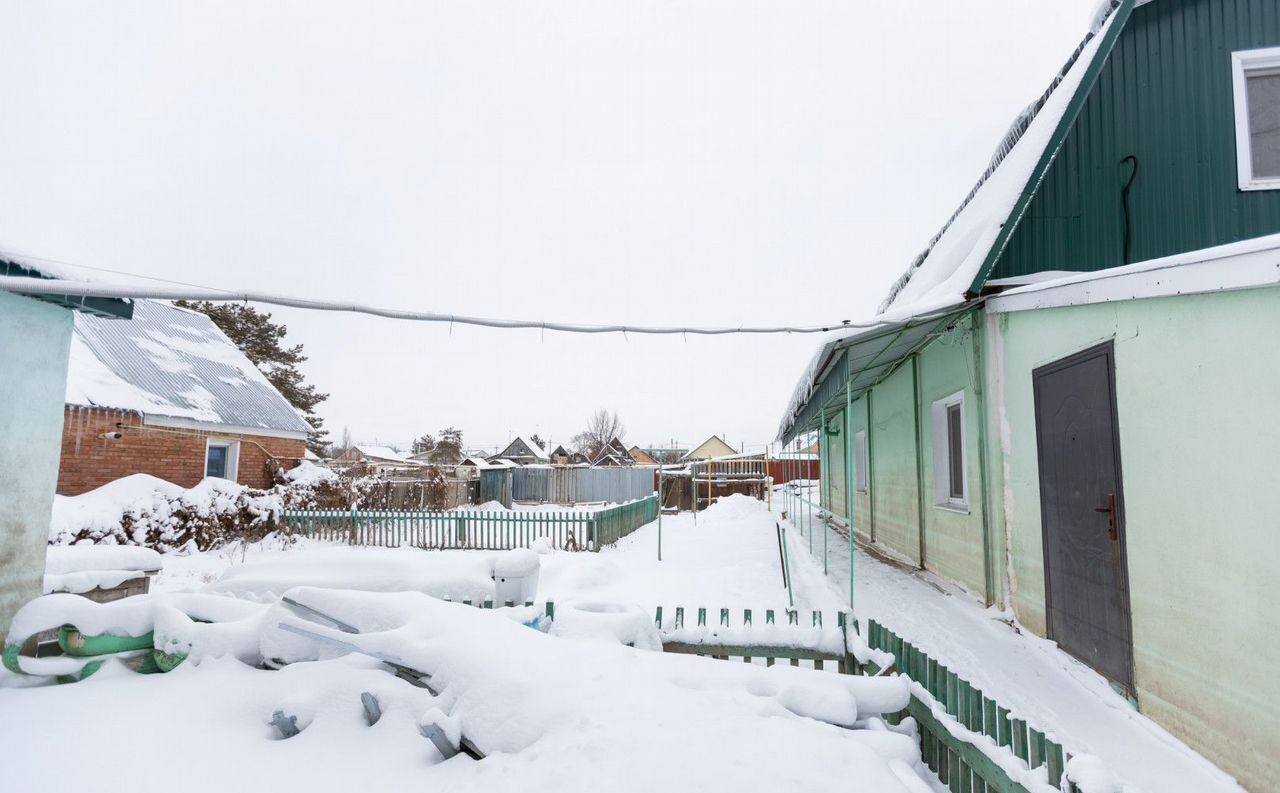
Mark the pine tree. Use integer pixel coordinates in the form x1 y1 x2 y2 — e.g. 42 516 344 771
175 301 330 455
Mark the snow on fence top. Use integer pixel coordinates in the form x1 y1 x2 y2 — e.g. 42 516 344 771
65 298 312 435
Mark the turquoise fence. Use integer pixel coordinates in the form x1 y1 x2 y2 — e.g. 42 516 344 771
866 619 1090 793
284 495 658 552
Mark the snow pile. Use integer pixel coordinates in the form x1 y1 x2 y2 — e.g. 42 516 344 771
50 474 285 550
257 587 920 792
44 545 163 595
282 460 338 487
549 600 661 650
207 548 500 603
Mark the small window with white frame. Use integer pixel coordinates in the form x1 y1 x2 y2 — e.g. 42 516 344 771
931 391 968 510
854 430 868 493
205 439 240 481
1232 46 1280 191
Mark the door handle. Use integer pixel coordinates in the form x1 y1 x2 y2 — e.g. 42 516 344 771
1094 493 1117 542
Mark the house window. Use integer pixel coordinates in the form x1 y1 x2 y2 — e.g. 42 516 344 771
205 440 240 481
931 392 968 510
854 430 868 493
1232 47 1280 190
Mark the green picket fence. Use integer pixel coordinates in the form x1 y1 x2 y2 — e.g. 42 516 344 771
866 619 1089 793
654 606 856 672
284 495 658 552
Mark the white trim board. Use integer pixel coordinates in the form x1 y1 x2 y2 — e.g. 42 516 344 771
1232 46 1280 192
985 234 1280 314
145 413 309 441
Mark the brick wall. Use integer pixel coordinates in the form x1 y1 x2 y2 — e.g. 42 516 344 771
58 405 306 496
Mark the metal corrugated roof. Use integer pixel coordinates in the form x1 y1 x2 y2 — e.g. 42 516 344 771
69 300 312 435
780 307 971 444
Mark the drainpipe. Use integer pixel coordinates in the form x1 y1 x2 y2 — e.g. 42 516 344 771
971 311 996 607
867 390 876 544
911 354 927 567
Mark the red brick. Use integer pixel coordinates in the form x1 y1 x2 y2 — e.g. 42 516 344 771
57 406 305 495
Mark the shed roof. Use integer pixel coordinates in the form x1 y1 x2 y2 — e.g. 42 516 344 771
354 445 419 465
67 299 313 437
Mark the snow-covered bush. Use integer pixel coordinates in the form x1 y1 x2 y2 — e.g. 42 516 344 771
51 462 458 551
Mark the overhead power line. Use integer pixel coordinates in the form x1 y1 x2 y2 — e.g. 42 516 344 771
0 275 882 336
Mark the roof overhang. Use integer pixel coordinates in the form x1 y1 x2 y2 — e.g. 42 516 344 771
778 304 975 445
1 259 133 319
143 413 310 441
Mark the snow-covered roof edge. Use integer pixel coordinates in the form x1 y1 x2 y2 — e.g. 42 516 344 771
775 1 1130 442
0 247 133 318
877 0 1126 315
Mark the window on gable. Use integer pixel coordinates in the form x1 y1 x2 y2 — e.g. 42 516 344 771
1233 47 1280 190
854 430 868 493
206 440 240 481
931 392 968 510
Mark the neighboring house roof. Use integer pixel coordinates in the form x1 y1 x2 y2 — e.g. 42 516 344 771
352 445 419 465
777 0 1131 443
66 299 313 439
683 435 737 461
549 444 572 459
628 446 658 465
497 436 549 461
0 251 132 319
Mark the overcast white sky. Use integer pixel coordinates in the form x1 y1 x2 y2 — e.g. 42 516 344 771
1 0 1096 455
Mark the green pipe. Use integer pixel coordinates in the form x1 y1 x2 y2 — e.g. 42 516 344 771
821 408 829 576
657 464 663 561
867 390 876 544
912 354 927 566
846 383 854 613
780 526 795 609
58 627 154 657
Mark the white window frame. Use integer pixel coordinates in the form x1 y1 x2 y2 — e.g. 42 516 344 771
854 430 868 493
1232 46 1280 191
931 391 968 512
205 439 240 482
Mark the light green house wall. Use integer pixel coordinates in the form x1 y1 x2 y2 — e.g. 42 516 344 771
821 408 848 520
868 364 920 563
914 313 990 598
850 395 871 543
0 291 74 638
991 287 1280 789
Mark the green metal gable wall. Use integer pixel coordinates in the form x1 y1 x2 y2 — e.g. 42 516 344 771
989 0 1280 280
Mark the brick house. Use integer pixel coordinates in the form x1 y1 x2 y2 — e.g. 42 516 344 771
58 299 312 494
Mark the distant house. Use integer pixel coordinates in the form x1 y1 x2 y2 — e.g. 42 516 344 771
548 444 575 465
633 446 688 465
494 436 550 465
335 445 422 471
592 437 634 467
628 446 658 466
0 253 132 639
777 3 1280 787
682 435 736 461
58 299 312 495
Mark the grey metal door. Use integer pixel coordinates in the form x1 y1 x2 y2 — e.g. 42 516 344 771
1033 342 1134 692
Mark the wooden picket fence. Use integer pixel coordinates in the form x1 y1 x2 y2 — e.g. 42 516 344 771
284 495 658 552
866 619 1089 793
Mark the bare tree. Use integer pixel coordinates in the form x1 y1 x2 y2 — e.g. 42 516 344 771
570 409 625 459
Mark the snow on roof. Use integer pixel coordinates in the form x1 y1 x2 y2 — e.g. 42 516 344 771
777 4 1123 441
354 445 419 464
66 299 312 436
877 2 1121 319
521 437 550 459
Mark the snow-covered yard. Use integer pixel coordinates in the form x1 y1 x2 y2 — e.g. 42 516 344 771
2 496 918 793
1 492 1245 793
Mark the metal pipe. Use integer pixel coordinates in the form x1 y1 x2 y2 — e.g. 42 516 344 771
846 383 854 613
821 409 829 576
0 275 877 336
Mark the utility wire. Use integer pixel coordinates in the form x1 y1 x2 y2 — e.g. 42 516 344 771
0 274 881 336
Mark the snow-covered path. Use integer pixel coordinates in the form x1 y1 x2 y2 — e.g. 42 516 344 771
779 497 1243 793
